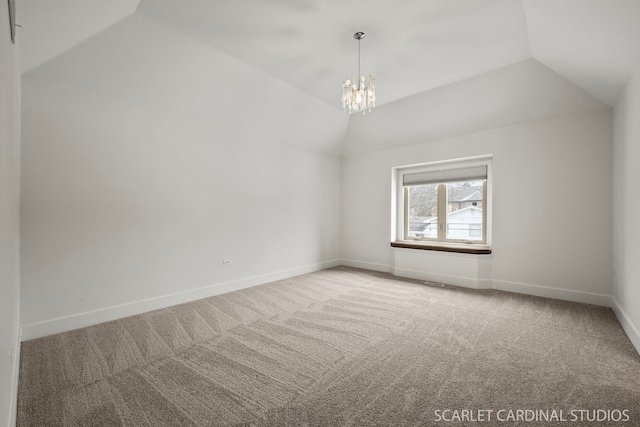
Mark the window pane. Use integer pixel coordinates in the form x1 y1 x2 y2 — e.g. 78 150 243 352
407 184 438 239
446 180 484 241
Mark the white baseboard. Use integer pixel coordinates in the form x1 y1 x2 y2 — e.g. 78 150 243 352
492 279 612 307
8 331 20 427
20 259 341 341
18 257 624 346
342 261 609 304
341 259 391 273
611 297 640 355
391 266 492 289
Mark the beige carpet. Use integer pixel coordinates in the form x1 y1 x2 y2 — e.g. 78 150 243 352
17 267 640 426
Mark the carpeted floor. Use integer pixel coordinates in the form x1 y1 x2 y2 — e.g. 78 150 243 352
17 267 640 426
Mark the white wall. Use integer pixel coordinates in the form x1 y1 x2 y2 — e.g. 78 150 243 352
343 109 613 305
0 3 21 426
21 14 346 339
613 65 640 352
343 59 608 155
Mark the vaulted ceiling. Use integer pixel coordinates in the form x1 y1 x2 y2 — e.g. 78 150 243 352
16 0 640 152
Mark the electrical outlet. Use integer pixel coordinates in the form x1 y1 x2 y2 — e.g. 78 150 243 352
223 259 232 266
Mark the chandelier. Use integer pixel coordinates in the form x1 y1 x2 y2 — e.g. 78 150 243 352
342 32 376 115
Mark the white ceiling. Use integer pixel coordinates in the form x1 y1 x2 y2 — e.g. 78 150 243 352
17 0 139 72
343 58 609 154
524 0 640 105
135 0 533 107
17 0 640 110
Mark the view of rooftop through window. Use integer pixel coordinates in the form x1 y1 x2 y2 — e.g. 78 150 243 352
407 180 484 241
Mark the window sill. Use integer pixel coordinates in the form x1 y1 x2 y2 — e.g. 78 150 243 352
391 241 492 255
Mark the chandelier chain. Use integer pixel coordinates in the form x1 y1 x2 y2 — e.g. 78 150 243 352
357 37 361 91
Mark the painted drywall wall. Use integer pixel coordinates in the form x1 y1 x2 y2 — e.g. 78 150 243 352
613 65 640 351
343 109 613 303
0 3 21 426
21 14 346 338
343 59 609 155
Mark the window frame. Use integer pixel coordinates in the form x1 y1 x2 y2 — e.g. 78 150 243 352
391 155 493 254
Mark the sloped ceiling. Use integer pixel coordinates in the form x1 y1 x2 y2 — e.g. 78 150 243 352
23 12 350 153
343 58 609 154
16 0 640 151
18 0 140 72
135 0 533 107
524 0 640 106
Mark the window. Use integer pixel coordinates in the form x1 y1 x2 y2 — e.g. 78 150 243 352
392 156 492 254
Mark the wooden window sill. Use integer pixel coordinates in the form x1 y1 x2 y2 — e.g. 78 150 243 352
391 241 492 255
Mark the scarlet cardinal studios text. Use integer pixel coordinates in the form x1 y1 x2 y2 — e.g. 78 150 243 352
433 409 630 423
